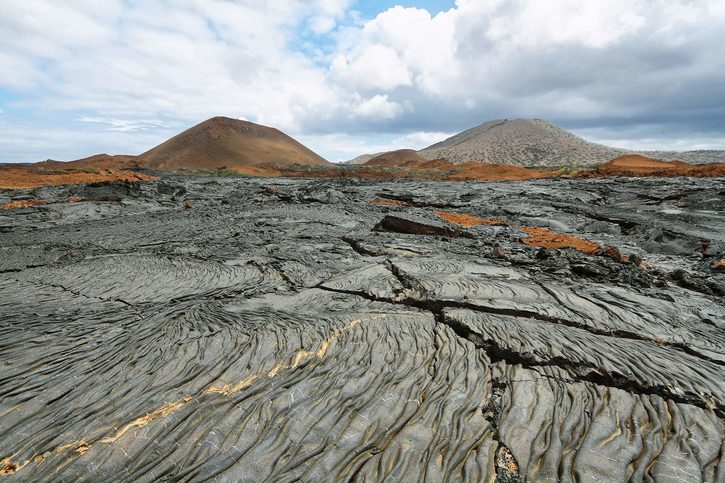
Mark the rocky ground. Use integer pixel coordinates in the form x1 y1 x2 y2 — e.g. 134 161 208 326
1 176 723 482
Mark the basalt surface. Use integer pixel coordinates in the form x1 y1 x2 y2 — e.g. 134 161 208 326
1 176 723 482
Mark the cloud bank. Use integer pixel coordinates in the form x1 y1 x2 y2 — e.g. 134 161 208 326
0 0 723 162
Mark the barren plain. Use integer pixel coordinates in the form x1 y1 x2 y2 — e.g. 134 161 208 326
1 175 723 481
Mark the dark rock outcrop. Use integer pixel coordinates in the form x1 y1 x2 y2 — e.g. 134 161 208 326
374 214 475 238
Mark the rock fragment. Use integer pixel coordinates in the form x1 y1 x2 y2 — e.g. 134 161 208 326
374 214 474 238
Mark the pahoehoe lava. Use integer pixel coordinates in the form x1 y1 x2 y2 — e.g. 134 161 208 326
1 176 723 481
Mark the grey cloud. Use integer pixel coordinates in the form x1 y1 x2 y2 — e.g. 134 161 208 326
307 1 725 151
1 0 724 163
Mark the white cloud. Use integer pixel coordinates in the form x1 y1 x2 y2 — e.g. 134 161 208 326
573 126 725 152
297 129 454 163
0 0 724 162
479 1 647 49
594 137 725 152
354 95 404 120
0 116 172 162
331 6 458 95
361 7 458 93
331 45 412 91
393 131 454 149
77 117 169 132
315 0 351 17
0 0 344 129
308 0 352 34
297 133 390 162
308 16 337 35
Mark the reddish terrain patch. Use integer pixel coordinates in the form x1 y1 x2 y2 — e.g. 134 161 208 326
434 211 507 227
1 458 19 475
0 167 157 190
714 259 725 271
586 155 725 178
445 162 551 181
364 149 427 167
434 210 602 255
331 160 552 181
384 159 549 181
37 154 141 171
370 197 412 207
6 150 723 193
519 226 601 254
3 199 47 210
601 246 630 263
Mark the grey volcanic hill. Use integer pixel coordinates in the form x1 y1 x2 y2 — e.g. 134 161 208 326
419 119 627 166
140 116 331 170
364 149 427 166
647 149 725 164
346 119 725 167
343 152 383 165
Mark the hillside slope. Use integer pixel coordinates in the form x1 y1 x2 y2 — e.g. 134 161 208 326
364 149 427 167
140 116 330 170
419 119 626 166
587 154 725 177
344 153 382 165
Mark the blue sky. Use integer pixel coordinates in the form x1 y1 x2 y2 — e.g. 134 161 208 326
357 1 453 16
1 0 724 163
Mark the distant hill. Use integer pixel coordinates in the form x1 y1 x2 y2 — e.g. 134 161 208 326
23 116 725 172
643 150 725 164
589 154 725 177
344 153 383 165
139 116 330 170
364 149 427 167
345 119 725 167
36 154 141 171
419 119 626 166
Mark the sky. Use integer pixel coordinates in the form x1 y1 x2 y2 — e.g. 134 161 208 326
1 0 724 163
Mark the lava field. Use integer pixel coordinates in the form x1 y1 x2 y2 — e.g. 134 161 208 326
1 176 723 482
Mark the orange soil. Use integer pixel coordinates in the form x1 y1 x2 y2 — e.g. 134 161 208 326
589 155 725 178
1 160 552 184
1 459 18 475
519 226 601 254
370 197 412 207
3 199 46 209
435 210 601 255
360 150 551 181
6 151 722 192
434 211 507 227
602 246 629 263
714 259 725 271
37 154 141 171
320 160 552 182
606 155 690 169
165 156 725 181
446 162 552 181
0 167 158 190
381 160 548 181
364 149 427 167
